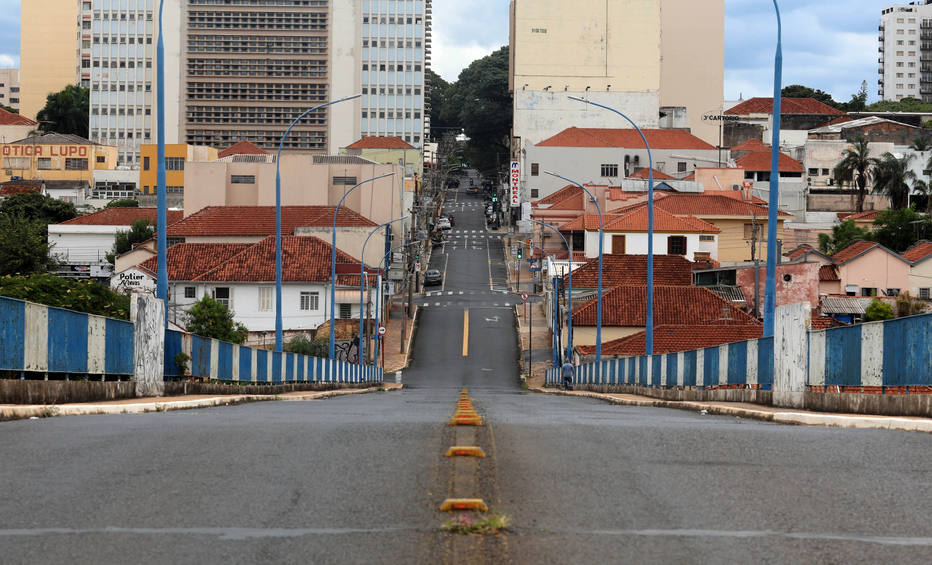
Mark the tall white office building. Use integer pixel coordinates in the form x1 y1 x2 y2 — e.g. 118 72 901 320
85 0 180 167
879 1 932 102
357 0 431 147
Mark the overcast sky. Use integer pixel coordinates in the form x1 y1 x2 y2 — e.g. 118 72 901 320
0 0 886 102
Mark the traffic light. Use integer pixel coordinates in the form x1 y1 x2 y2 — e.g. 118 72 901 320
492 196 498 202
516 247 523 260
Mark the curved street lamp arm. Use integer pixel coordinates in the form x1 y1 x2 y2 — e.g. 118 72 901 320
359 215 410 365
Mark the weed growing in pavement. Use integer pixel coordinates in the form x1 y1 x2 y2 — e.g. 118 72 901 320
38 406 55 418
442 511 511 535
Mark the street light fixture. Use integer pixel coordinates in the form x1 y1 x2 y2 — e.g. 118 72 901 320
273 93 362 352
544 171 604 380
374 240 420 368
567 95 656 356
359 215 410 366
530 218 574 361
330 172 396 360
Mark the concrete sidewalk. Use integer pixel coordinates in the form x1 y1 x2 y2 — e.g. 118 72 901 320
532 387 932 434
0 383 403 422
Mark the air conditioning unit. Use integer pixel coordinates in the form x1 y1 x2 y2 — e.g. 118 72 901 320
827 178 834 186
731 184 740 191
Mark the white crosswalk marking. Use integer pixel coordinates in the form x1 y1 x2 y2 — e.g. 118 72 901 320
504 303 511 307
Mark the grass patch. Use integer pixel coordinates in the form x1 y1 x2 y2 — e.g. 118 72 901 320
442 511 511 535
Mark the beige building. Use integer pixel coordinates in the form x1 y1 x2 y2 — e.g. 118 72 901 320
0 68 21 111
19 1 80 121
0 132 117 184
509 0 724 172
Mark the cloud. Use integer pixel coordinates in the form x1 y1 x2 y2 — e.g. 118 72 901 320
0 54 18 68
430 0 509 82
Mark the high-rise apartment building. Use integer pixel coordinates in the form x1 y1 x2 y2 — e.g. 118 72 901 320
19 0 80 121
180 0 333 152
87 0 181 167
878 1 932 101
0 69 21 111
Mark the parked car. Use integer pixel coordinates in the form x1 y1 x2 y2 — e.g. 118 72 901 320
424 269 443 286
437 217 452 230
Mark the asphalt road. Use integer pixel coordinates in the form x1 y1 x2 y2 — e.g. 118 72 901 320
2 183 932 563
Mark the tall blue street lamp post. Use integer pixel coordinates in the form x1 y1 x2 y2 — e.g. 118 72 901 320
155 0 167 324
544 172 603 378
359 216 409 365
764 0 783 338
567 96 656 356
530 219 574 361
272 94 361 352
374 240 419 367
330 172 396 359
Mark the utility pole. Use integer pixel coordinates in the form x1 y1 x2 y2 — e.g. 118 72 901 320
751 213 761 319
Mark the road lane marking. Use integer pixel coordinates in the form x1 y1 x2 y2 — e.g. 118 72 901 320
462 309 469 357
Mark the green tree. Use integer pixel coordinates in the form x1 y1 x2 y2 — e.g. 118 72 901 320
909 136 932 152
818 219 870 254
185 295 248 344
843 81 869 112
284 334 329 357
866 96 932 113
864 299 895 322
36 84 90 138
0 215 53 276
868 207 931 252
106 219 153 264
105 199 140 208
781 84 839 107
834 138 876 213
425 69 460 140
872 152 916 210
0 192 77 224
895 292 926 317
0 273 130 319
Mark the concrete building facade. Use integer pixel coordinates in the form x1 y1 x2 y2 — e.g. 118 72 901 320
878 1 932 101
0 69 21 111
19 0 80 121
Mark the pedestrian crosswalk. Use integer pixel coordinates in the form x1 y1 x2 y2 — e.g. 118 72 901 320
419 302 513 309
424 289 511 297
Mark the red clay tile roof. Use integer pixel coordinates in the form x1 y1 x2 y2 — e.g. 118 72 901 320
703 190 768 205
729 138 769 151
194 235 366 283
558 214 618 231
602 206 720 233
572 285 761 327
537 127 716 150
830 240 879 264
724 97 844 116
785 244 832 262
628 168 673 180
547 194 588 212
682 172 696 181
345 136 415 150
837 210 880 221
167 206 376 237
650 193 792 218
0 182 41 196
810 315 846 330
735 150 804 172
577 325 763 356
902 241 932 263
0 107 37 126
819 264 840 281
538 184 583 205
136 243 252 280
565 255 694 288
218 140 268 158
61 208 184 226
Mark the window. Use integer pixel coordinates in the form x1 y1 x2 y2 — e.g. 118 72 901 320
861 287 877 297
531 163 539 176
694 252 711 262
339 303 352 319
96 155 106 163
212 287 231 307
184 286 196 299
530 189 539 198
808 168 819 176
667 236 687 255
258 286 273 312
143 156 150 170
230 175 255 184
65 158 88 170
300 291 319 311
699 235 715 242
821 168 830 176
333 176 358 185
37 158 52 170
611 235 626 255
600 163 619 177
165 157 184 170
677 162 687 173
920 288 930 300
885 288 901 297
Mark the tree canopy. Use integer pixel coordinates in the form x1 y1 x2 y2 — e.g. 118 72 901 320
105 199 140 208
0 215 53 276
107 219 154 264
0 192 77 224
818 220 870 255
0 273 130 319
185 295 249 344
868 207 931 252
36 84 90 138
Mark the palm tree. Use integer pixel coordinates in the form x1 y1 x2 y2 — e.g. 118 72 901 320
912 179 932 213
834 138 875 213
909 136 932 152
873 152 916 210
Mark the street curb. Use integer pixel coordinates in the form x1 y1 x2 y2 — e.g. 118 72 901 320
530 387 932 433
0 385 392 422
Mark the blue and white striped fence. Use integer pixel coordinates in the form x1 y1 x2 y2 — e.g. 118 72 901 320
164 330 383 384
0 296 383 384
0 296 134 377
549 312 932 391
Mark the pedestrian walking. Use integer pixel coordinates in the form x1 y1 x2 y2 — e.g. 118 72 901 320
561 359 574 391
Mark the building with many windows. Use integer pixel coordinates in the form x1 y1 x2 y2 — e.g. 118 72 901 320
0 69 21 112
878 1 932 101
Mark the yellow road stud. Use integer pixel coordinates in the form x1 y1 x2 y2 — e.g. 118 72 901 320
449 416 483 426
445 446 486 458
440 498 489 512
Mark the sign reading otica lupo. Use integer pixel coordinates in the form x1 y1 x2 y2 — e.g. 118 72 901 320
510 161 520 207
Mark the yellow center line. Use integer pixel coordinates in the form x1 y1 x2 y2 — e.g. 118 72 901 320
462 309 469 357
